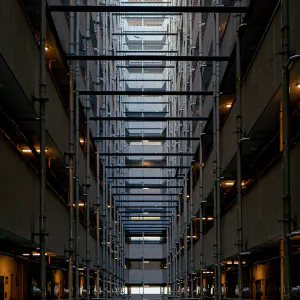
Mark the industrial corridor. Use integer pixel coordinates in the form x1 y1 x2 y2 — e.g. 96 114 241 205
1 0 300 299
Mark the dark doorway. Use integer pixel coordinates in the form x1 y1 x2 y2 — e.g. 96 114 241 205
0 276 4 300
256 280 262 300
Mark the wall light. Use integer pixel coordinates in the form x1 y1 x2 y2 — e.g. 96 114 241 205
80 138 85 144
226 103 232 108
296 82 300 89
45 46 49 51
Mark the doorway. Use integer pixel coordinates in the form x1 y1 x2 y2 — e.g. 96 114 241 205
0 276 4 300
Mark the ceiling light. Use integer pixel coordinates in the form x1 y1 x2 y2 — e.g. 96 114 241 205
45 46 49 51
80 138 85 144
22 149 32 153
143 212 149 215
226 104 232 108
187 194 190 198
143 261 150 263
23 253 30 256
225 182 234 186
296 82 300 88
143 140 149 143
143 187 149 190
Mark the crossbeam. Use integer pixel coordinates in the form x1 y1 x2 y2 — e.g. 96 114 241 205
95 136 199 141
117 66 174 68
79 90 212 96
118 79 171 81
66 55 230 61
112 193 180 196
116 200 178 202
112 185 183 188
90 116 207 121
106 166 190 169
102 153 193 156
49 5 248 13
108 176 183 179
113 33 178 36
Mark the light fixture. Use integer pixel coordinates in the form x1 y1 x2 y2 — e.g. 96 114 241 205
296 82 300 88
22 148 48 153
22 149 32 153
80 138 85 144
143 140 149 143
143 261 150 263
143 212 149 215
187 194 190 198
23 253 30 256
225 182 235 186
143 187 149 190
45 46 49 51
226 104 232 108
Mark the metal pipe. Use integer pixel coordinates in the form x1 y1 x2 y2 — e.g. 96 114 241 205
74 4 80 298
95 1 101 297
39 1 47 298
85 3 91 297
236 5 244 300
79 91 213 96
50 5 248 13
68 0 75 297
66 55 231 61
90 116 208 121
281 0 292 298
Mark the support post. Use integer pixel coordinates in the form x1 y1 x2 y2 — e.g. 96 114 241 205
74 4 80 298
85 3 91 297
68 1 75 297
236 6 244 300
281 0 292 299
39 1 47 299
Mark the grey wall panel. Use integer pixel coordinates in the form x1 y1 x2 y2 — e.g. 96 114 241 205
0 0 39 100
128 270 164 284
127 244 164 259
0 131 98 262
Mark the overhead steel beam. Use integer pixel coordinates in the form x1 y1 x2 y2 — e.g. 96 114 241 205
94 136 199 141
119 206 177 208
115 200 178 202
108 176 184 179
121 102 169 104
90 116 207 121
118 79 171 81
66 55 231 61
112 185 183 188
113 33 178 36
49 5 248 13
112 193 180 196
106 166 190 168
79 90 213 96
101 153 193 156
117 66 174 68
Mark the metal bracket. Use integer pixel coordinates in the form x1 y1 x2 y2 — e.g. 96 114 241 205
32 96 49 102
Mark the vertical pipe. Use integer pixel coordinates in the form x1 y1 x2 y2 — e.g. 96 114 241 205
95 3 101 297
75 5 80 298
39 1 47 299
85 4 91 298
281 0 292 298
68 1 75 297
214 1 222 298
198 2 204 299
183 178 188 297
236 7 244 300
189 165 194 296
